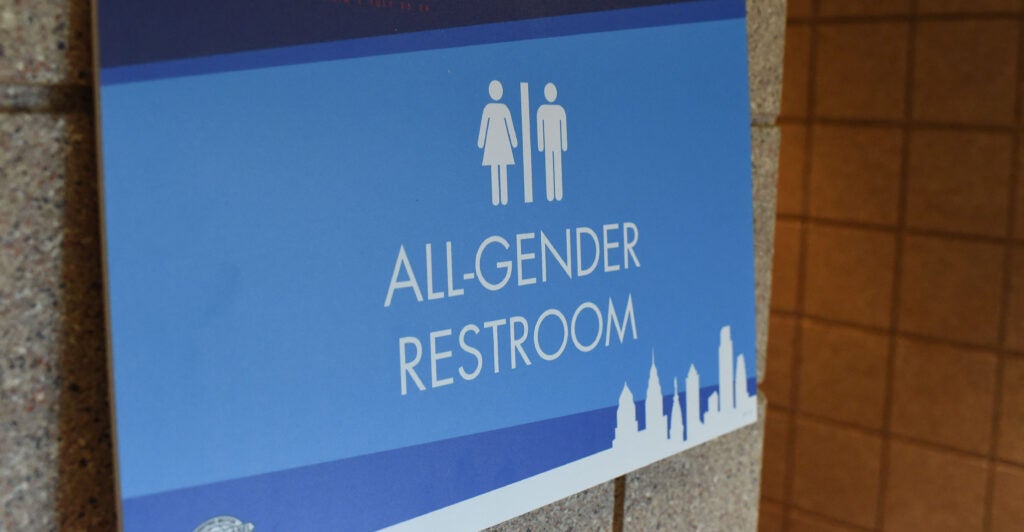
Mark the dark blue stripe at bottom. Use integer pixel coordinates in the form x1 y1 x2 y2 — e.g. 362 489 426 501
122 406 616 531
122 379 755 531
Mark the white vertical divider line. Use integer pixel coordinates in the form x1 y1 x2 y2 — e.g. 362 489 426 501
520 82 534 203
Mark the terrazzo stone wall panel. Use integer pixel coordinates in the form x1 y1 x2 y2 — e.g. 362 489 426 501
752 125 781 384
624 396 767 532
0 0 784 529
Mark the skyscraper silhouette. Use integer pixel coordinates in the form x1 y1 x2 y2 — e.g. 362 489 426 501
686 364 701 441
735 354 754 413
718 326 734 412
670 378 684 441
645 355 668 440
613 384 638 448
610 326 757 451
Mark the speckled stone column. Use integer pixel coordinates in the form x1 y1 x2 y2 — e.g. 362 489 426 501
0 0 784 529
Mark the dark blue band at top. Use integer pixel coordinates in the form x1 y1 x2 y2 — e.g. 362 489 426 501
99 0 745 85
98 0 739 68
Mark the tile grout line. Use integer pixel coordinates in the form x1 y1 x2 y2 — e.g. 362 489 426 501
777 114 1020 133
761 495 876 531
765 405 1024 471
982 10 1024 531
779 2 820 529
786 505 876 531
775 212 1024 246
874 2 918 528
769 307 1024 358
764 488 883 532
0 84 93 114
788 11 1021 25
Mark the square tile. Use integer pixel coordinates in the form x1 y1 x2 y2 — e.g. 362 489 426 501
907 129 1013 237
815 22 909 120
1015 155 1024 239
782 24 812 118
777 124 806 216
898 236 1005 345
787 0 814 18
791 418 882 528
991 463 1024 532
808 124 902 226
918 0 1021 12
997 354 1024 464
761 407 791 502
1006 248 1024 352
765 314 797 407
883 441 988 532
799 321 888 429
819 0 912 15
771 220 802 312
913 20 1018 125
804 225 896 328
759 500 785 532
890 338 998 453
1016 172 1024 240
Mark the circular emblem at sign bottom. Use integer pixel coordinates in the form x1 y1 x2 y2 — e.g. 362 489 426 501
193 516 255 532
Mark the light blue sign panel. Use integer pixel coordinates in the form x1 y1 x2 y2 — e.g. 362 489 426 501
96 1 756 529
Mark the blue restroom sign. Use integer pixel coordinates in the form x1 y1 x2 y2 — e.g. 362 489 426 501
95 0 756 529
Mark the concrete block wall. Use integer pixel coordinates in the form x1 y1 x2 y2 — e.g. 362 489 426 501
0 1 784 529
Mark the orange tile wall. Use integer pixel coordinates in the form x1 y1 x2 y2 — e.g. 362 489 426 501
760 1 1024 531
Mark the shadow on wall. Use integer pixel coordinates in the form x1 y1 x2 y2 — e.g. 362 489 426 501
55 2 117 527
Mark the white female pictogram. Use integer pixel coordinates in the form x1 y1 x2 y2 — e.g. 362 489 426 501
477 80 519 206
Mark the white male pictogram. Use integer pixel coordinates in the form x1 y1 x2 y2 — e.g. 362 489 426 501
536 83 568 202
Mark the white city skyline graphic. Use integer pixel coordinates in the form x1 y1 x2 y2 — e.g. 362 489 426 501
389 325 758 531
612 325 757 452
